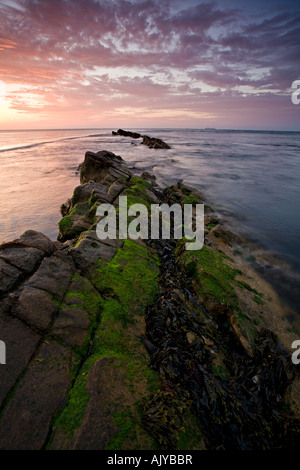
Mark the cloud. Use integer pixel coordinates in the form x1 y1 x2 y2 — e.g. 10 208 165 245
0 0 299 129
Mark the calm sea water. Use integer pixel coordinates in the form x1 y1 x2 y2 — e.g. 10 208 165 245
0 128 299 312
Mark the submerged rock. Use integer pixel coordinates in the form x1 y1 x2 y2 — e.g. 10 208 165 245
112 129 171 149
114 129 141 139
141 135 171 149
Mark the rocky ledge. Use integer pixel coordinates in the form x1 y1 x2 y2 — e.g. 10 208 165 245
0 150 300 450
112 129 171 149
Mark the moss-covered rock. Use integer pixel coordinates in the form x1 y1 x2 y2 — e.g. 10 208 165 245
1 150 300 451
48 239 162 449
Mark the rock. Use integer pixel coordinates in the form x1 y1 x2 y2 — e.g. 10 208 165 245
52 274 102 348
112 129 171 148
107 180 127 198
0 148 299 451
203 337 214 346
115 129 141 139
141 135 171 149
0 259 23 295
228 311 253 356
144 338 158 356
18 230 56 254
0 340 76 450
49 357 122 450
141 172 156 182
25 252 75 302
80 150 124 185
58 202 95 242
72 182 110 205
186 332 197 344
51 305 91 348
0 313 40 407
0 246 45 274
213 227 243 245
76 229 123 249
69 235 116 274
12 287 59 331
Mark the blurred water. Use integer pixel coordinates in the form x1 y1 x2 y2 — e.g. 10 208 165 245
0 128 299 278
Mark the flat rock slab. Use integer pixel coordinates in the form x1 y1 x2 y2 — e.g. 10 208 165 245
25 252 75 301
0 339 76 450
0 312 40 407
0 246 45 274
49 357 122 450
18 230 57 254
0 259 23 295
12 286 59 331
69 236 116 274
51 305 91 348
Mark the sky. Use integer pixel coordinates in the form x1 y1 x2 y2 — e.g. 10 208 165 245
0 0 299 130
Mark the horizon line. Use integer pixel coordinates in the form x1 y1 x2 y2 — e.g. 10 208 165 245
1 127 300 133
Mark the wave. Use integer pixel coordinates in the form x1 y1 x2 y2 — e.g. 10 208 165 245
0 134 98 153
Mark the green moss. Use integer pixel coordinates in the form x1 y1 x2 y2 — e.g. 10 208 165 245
58 216 73 230
119 175 129 184
235 309 259 346
122 176 152 208
49 360 91 441
287 325 298 335
182 194 201 205
177 244 261 348
58 200 99 240
105 407 137 450
206 222 218 231
129 176 151 188
48 239 161 448
69 203 89 217
65 273 102 318
92 239 160 328
88 192 98 207
177 413 203 450
143 368 161 394
253 294 265 305
180 245 240 308
236 280 260 295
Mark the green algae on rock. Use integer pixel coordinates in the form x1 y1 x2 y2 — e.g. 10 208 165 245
1 149 300 450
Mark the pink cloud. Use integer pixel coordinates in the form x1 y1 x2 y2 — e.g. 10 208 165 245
0 0 299 130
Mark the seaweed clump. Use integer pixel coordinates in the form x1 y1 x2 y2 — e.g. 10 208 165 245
140 192 300 450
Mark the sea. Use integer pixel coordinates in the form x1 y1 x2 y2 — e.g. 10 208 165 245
0 128 300 317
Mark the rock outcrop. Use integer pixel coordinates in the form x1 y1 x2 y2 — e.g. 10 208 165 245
112 129 171 149
113 129 141 139
141 135 171 149
0 150 300 450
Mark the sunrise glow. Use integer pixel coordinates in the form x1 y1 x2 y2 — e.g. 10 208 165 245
0 0 299 130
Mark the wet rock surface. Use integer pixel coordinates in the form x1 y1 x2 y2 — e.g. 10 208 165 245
112 129 171 149
0 150 300 450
